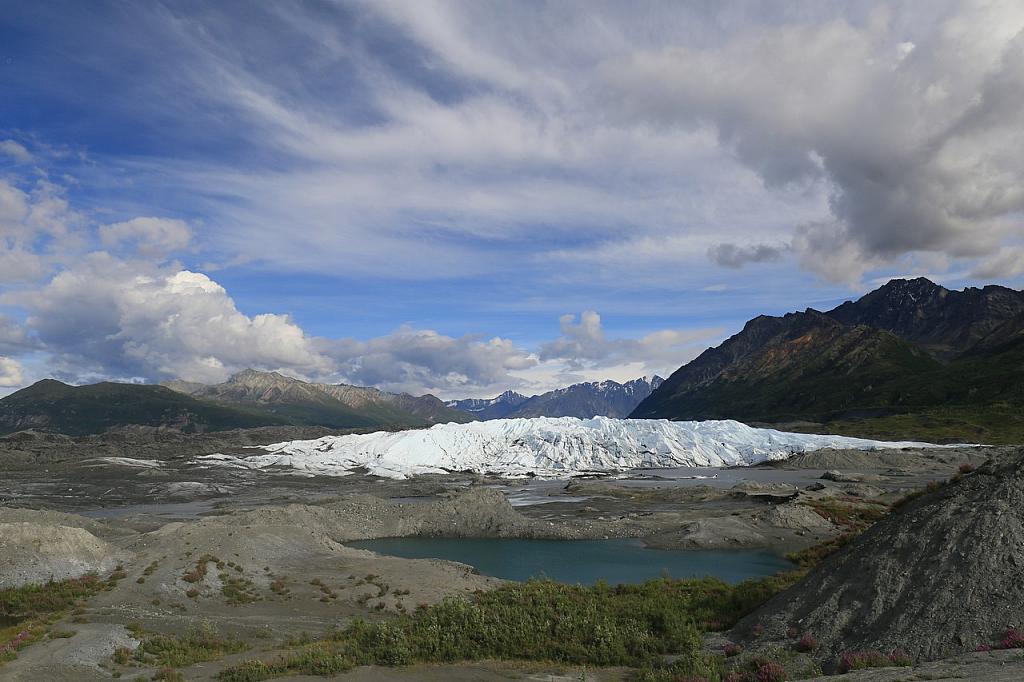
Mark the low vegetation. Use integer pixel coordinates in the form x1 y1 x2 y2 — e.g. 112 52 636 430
217 572 818 681
126 622 249 669
794 404 1024 445
0 571 122 665
218 478 987 681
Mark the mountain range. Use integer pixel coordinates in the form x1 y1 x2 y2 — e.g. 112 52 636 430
0 379 285 436
4 278 1021 440
0 370 472 436
0 370 665 437
631 278 1024 443
447 376 663 420
163 369 472 429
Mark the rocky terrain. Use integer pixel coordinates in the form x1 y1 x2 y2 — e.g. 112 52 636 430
0 424 1019 680
733 449 1024 668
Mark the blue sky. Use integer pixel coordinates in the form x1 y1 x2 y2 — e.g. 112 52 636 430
1 1 1023 398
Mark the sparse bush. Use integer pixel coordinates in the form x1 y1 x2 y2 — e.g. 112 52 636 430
999 628 1024 649
958 462 977 474
133 622 247 669
152 668 186 682
794 633 816 652
891 480 946 510
839 650 888 671
754 661 785 682
219 577 741 680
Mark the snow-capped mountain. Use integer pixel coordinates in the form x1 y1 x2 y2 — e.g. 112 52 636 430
197 416 939 479
447 376 664 420
446 390 529 420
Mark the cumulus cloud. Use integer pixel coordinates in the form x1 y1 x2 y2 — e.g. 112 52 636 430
18 255 332 383
319 328 536 396
971 247 1024 279
539 311 720 374
0 315 32 355
708 243 787 268
0 357 23 386
602 3 1024 281
99 217 192 258
0 177 83 283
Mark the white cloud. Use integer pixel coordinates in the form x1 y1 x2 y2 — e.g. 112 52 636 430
0 177 83 284
99 217 192 258
600 2 1024 281
971 246 1024 279
319 327 536 397
538 311 721 374
0 357 23 386
19 255 332 383
0 140 32 163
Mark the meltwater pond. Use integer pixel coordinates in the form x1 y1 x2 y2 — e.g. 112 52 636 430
347 537 792 585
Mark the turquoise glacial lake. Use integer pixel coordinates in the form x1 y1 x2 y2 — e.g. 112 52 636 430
347 537 793 585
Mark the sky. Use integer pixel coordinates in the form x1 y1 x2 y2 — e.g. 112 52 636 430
1 0 1023 399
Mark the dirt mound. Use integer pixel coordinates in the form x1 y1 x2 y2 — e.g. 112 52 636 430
734 450 1024 665
777 446 989 472
0 522 127 587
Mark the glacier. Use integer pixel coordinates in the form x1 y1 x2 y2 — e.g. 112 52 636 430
194 417 942 479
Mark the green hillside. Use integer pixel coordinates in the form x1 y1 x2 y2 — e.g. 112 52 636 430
0 380 288 436
632 279 1024 443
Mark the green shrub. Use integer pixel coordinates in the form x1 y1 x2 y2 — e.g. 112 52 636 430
133 622 247 668
219 577 755 680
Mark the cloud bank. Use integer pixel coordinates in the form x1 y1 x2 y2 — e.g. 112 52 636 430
3 1 1024 397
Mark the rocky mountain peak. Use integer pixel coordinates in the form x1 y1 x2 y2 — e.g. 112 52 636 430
226 369 297 387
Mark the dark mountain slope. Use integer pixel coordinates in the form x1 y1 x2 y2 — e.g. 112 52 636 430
632 278 1024 442
631 311 940 423
826 277 1024 358
0 380 284 436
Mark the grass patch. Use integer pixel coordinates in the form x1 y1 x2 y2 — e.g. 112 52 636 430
219 573 260 606
219 572 814 681
0 574 114 665
182 555 219 584
791 404 1024 445
0 574 108 620
130 622 248 669
801 499 888 533
891 479 949 510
